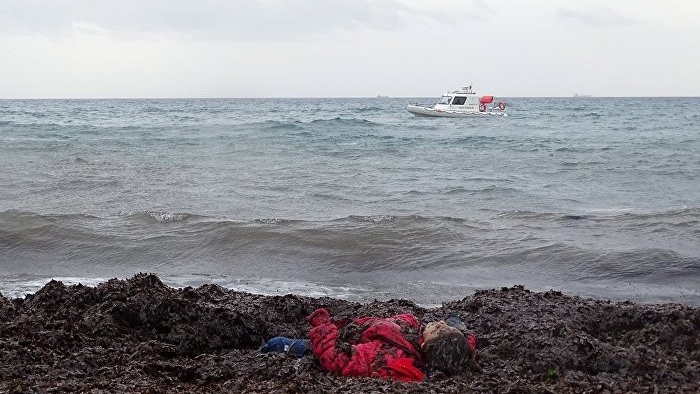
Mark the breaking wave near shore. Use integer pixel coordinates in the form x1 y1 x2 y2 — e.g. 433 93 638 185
1 207 698 305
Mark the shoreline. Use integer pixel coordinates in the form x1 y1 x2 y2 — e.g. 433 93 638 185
1 273 698 393
3 272 698 309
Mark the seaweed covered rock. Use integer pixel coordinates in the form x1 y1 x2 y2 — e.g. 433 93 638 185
441 286 700 392
0 292 16 321
0 275 698 393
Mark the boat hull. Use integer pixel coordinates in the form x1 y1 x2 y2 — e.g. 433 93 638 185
407 105 506 118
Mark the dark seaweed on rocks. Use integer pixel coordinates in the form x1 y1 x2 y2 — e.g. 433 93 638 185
0 274 698 393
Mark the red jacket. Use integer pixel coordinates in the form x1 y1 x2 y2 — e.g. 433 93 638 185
308 308 426 381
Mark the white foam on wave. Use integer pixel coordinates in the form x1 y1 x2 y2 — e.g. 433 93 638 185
161 274 372 301
146 211 190 222
0 276 110 299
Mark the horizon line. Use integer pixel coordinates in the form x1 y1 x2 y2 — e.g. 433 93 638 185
2 95 699 100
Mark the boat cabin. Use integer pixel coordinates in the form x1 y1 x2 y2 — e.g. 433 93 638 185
433 85 484 112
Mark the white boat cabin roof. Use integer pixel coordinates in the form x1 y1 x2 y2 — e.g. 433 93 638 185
435 86 481 106
445 85 476 95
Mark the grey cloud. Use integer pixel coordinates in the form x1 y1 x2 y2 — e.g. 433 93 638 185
558 6 635 28
0 0 470 40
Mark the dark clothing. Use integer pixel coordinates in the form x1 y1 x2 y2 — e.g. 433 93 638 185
259 336 310 358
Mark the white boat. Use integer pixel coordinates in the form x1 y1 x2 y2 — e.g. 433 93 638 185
407 85 507 117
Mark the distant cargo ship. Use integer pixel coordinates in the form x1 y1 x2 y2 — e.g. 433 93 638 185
573 93 592 97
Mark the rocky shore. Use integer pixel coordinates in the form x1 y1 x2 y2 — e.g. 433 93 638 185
1 273 698 393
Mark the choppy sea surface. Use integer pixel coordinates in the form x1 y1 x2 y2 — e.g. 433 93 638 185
1 97 699 306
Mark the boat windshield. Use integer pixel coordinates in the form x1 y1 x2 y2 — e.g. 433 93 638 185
452 96 467 105
437 95 452 105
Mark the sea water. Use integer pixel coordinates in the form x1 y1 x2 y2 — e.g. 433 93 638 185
1 97 698 305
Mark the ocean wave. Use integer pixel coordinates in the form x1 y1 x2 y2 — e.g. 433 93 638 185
254 218 301 225
5 208 696 243
570 250 700 282
354 106 383 112
449 135 500 146
0 120 68 129
341 214 469 225
496 207 699 222
144 211 195 222
261 120 305 132
0 210 211 232
346 214 399 223
1 209 698 305
309 117 380 127
233 118 381 133
0 210 100 227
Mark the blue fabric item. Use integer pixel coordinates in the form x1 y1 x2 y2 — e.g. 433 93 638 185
259 336 310 358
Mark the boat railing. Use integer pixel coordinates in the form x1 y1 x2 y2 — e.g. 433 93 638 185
449 85 475 94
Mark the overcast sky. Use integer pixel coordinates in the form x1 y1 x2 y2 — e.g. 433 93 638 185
1 0 698 98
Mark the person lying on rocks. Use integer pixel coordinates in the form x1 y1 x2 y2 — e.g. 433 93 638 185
306 308 478 381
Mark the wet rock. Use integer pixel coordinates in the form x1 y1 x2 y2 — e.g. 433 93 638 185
0 276 697 393
0 293 16 320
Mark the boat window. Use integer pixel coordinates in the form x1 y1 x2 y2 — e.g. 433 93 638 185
452 96 466 105
437 96 452 105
